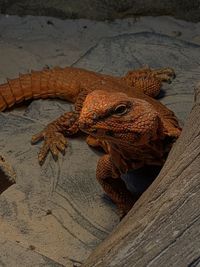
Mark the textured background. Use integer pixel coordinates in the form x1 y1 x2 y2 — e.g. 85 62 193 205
0 0 200 21
0 14 200 266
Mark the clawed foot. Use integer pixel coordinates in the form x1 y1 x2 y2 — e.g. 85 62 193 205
31 125 67 165
152 67 176 84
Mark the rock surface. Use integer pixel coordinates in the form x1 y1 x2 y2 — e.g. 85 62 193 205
0 15 200 266
0 0 200 22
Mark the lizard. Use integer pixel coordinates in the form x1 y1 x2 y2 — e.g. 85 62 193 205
0 66 181 215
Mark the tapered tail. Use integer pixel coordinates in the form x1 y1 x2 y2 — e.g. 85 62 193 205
0 67 79 111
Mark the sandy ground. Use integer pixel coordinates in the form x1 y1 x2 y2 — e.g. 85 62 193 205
0 15 200 266
1 14 200 81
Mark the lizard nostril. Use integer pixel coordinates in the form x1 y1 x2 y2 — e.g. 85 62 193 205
106 130 114 137
90 128 97 133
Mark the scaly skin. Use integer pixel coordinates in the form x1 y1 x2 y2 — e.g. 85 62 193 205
79 90 181 216
0 66 175 163
0 66 180 215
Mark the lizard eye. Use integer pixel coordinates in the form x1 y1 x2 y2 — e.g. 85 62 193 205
113 104 128 116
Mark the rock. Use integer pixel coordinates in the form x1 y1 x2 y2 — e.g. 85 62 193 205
0 0 200 22
0 237 64 267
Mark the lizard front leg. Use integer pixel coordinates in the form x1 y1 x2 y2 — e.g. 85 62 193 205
96 154 137 218
31 90 88 165
31 111 79 165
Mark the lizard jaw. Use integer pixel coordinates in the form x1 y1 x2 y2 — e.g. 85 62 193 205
79 124 113 138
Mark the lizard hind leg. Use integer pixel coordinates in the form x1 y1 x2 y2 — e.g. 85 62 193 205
96 154 137 218
123 66 176 98
151 67 176 83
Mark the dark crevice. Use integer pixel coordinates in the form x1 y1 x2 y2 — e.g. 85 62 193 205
0 156 16 194
0 168 15 194
188 256 200 267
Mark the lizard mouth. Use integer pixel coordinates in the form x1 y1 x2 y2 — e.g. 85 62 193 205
81 126 114 137
82 126 144 146
88 128 97 133
81 127 97 135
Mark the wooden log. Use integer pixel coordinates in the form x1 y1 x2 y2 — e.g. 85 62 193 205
83 85 200 267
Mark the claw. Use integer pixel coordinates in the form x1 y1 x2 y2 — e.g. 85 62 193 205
31 123 68 165
38 142 50 165
59 134 67 146
56 141 66 153
172 72 176 79
49 143 59 160
153 68 176 83
31 131 44 144
167 79 172 84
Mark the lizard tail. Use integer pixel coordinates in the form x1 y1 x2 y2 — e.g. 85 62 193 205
0 67 78 111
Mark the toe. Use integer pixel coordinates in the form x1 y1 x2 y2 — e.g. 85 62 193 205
38 142 50 165
31 131 44 144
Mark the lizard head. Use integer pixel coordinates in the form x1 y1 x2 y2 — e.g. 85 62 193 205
78 90 163 146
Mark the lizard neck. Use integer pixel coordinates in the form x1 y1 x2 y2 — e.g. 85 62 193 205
108 138 167 174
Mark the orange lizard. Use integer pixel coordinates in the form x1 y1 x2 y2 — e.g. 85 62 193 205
0 66 181 215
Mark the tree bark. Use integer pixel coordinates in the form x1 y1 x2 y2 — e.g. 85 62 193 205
83 85 200 267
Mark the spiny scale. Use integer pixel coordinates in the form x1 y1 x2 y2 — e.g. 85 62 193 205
0 67 70 111
0 66 174 113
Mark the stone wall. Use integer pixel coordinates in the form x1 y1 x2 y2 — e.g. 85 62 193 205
0 0 200 22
